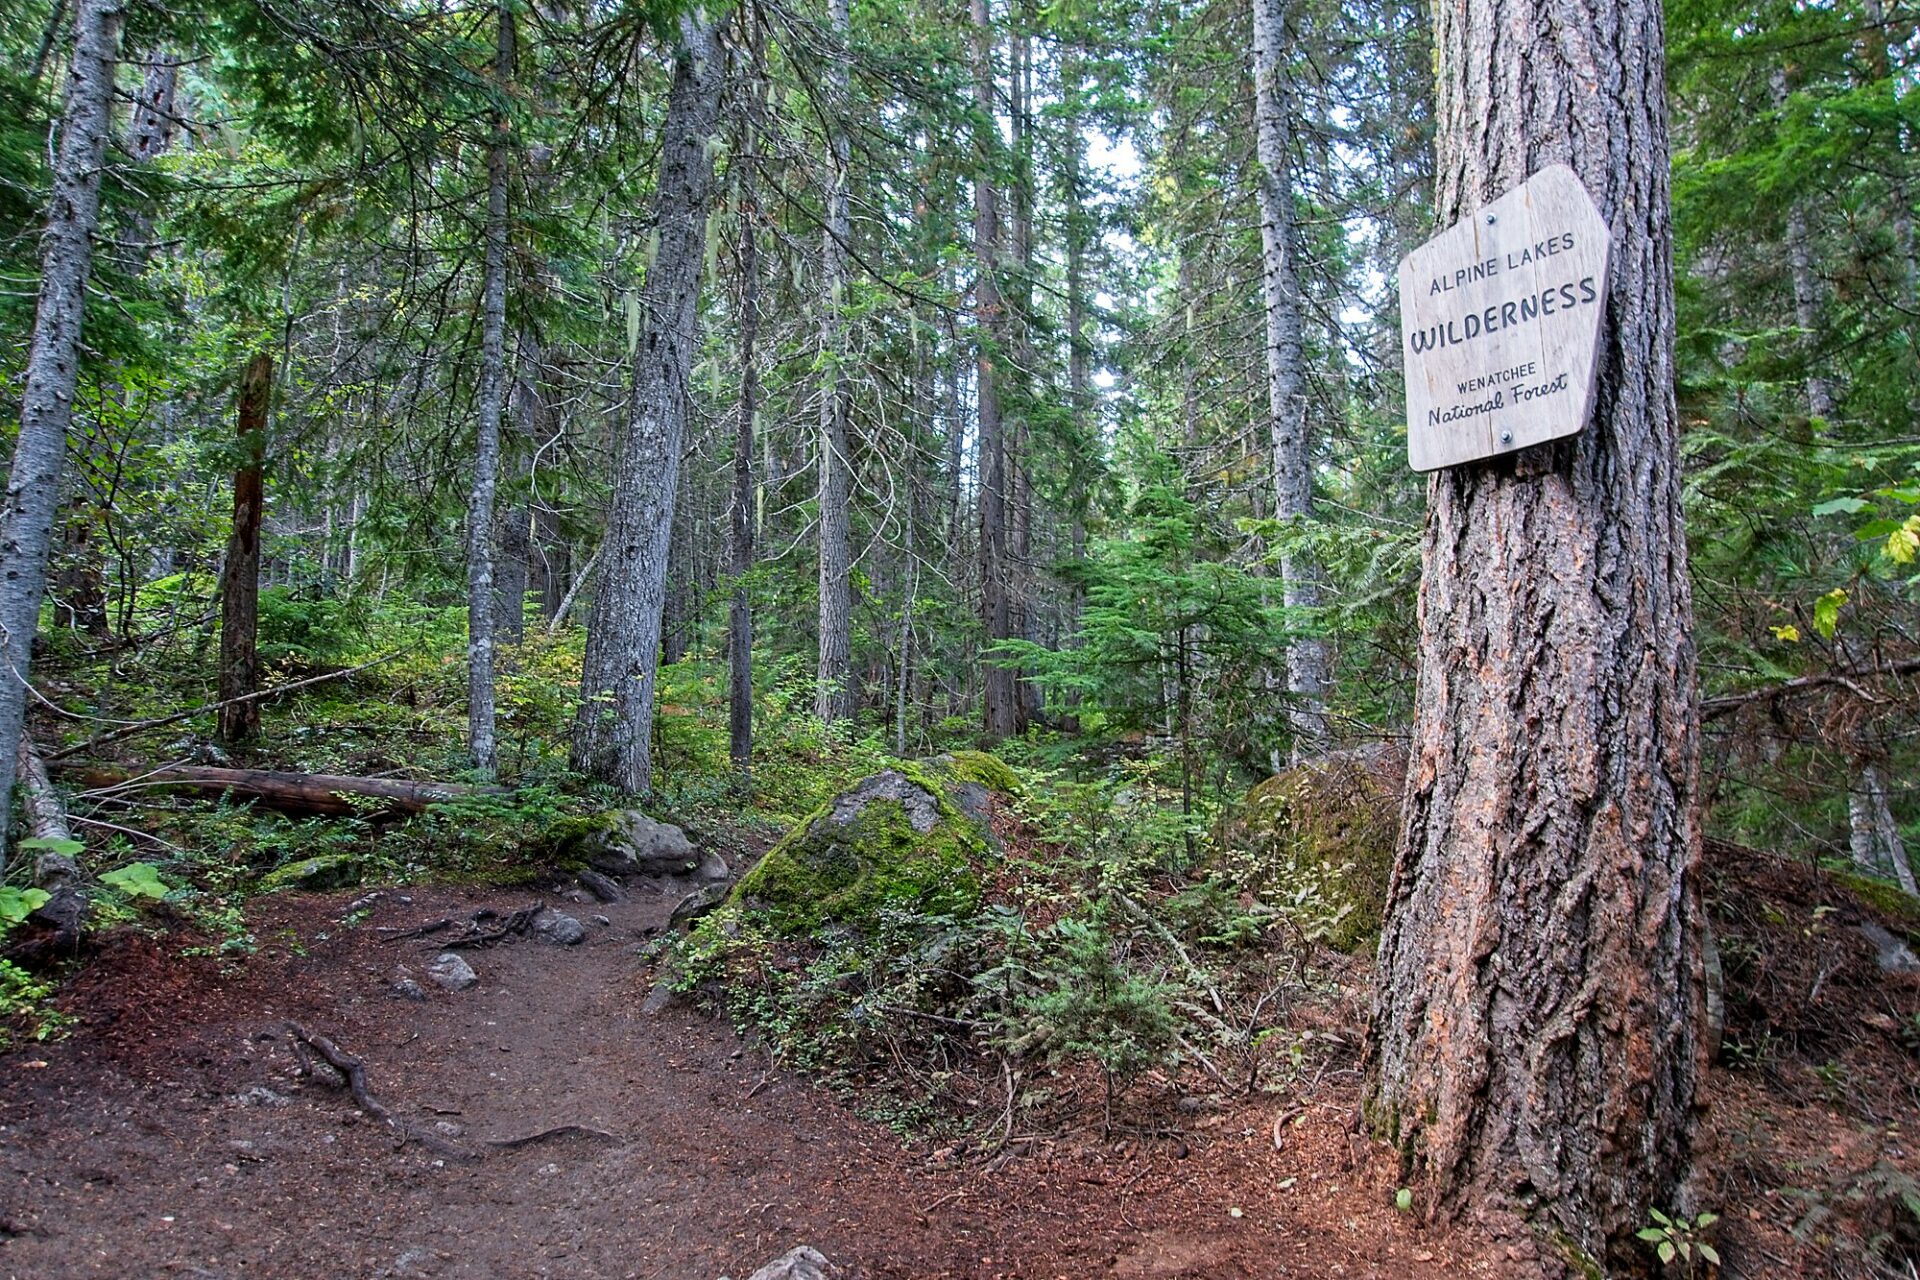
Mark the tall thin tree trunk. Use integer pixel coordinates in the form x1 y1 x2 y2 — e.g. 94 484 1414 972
1250 0 1330 761
1365 0 1706 1260
729 130 761 775
571 14 724 793
465 4 514 780
218 354 271 745
495 329 539 645
815 0 855 727
0 0 123 869
972 0 1017 741
56 48 176 638
1771 69 1834 422
1062 70 1091 643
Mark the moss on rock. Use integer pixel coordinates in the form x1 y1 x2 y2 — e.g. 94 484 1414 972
927 750 1022 796
731 768 989 933
1216 746 1403 953
259 854 362 893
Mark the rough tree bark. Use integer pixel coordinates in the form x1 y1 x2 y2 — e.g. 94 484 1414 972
1364 0 1707 1262
570 13 724 793
0 0 124 870
1250 0 1331 762
730 50 764 774
815 0 855 728
494 328 539 646
465 3 514 780
218 354 272 745
972 0 1018 742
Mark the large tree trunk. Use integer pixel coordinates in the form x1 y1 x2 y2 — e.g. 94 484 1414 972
0 0 124 871
1364 0 1706 1262
218 354 272 745
971 0 1018 742
465 4 514 780
1250 0 1330 762
570 14 724 793
815 0 855 728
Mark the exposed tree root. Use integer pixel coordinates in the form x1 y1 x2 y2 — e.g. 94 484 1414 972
278 1021 471 1160
275 1022 622 1164
439 902 544 950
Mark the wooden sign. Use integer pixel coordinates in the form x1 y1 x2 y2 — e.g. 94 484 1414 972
1398 165 1612 472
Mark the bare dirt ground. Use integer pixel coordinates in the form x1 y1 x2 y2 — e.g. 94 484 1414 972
0 882 1514 1280
2 841 1916 1279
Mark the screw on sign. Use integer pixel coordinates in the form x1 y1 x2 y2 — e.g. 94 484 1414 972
1397 164 1612 472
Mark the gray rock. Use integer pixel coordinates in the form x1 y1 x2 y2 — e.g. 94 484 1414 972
691 850 731 884
1858 921 1920 974
639 982 676 1017
428 952 478 991
743 1246 836 1280
670 883 728 929
233 1085 290 1108
432 1120 465 1138
578 869 627 902
532 909 587 947
392 978 427 1002
575 811 702 878
593 914 612 927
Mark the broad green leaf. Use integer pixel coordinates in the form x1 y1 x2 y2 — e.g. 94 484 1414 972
1887 515 1920 564
1694 1211 1718 1227
1813 588 1847 639
1658 1241 1676 1265
1698 1244 1720 1265
101 862 174 901
1811 496 1868 516
1770 624 1800 643
0 886 51 926
16 836 84 858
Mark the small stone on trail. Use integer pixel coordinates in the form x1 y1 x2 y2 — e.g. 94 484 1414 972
392 978 427 1002
640 982 675 1017
432 1120 465 1138
532 909 587 946
233 1086 290 1108
593 915 612 927
741 1245 838 1280
578 869 626 902
428 952 478 991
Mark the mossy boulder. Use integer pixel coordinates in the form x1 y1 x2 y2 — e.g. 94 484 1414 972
731 759 1015 934
259 854 362 893
1216 746 1403 953
541 810 722 882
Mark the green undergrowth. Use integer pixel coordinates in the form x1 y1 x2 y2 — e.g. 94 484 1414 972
672 754 1356 1135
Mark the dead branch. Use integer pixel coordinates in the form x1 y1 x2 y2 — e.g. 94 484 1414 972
44 650 408 762
1700 656 1920 722
52 762 503 817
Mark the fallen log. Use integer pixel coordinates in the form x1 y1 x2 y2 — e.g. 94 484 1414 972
51 762 505 817
14 741 86 951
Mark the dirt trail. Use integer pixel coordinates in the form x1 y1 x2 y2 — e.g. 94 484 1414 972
0 884 1503 1279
